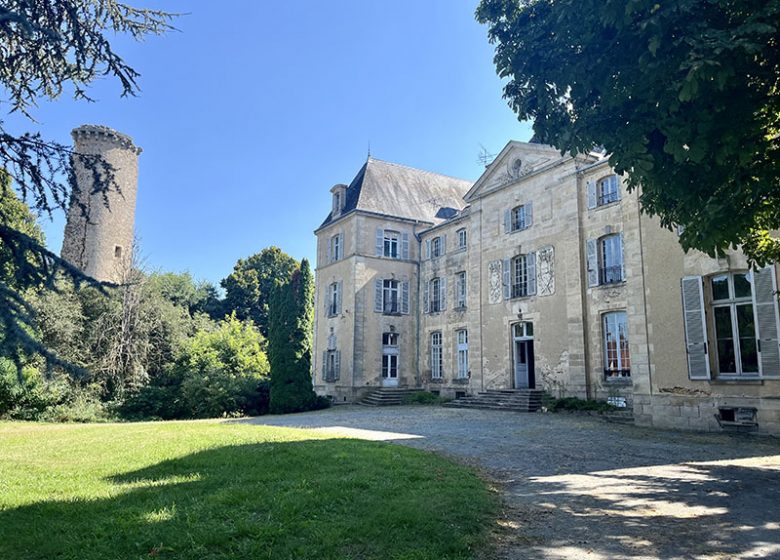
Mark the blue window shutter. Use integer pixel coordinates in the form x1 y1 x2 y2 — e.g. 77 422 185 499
619 232 625 280
336 281 342 314
587 180 597 209
334 351 341 380
525 202 533 228
338 233 344 259
401 232 410 260
502 258 511 299
527 252 537 295
375 228 383 257
503 210 511 233
425 239 431 260
440 277 447 310
442 234 447 255
423 280 430 313
586 239 599 287
374 279 383 312
615 176 622 201
401 281 410 314
681 276 710 379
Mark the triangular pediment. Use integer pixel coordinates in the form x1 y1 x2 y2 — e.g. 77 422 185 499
464 141 570 202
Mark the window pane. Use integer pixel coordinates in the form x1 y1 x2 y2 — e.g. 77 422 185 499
717 339 737 374
714 306 734 339
711 275 729 300
733 273 752 298
735 303 755 338
740 337 758 374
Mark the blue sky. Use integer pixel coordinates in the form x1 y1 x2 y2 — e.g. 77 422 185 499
8 1 532 286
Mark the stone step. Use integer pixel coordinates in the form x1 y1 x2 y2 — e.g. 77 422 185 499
443 389 547 413
358 388 422 407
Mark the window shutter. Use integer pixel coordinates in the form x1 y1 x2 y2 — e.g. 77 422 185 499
440 277 447 310
586 239 599 287
587 180 597 209
327 238 333 263
401 232 410 260
615 177 622 201
527 252 537 296
374 279 383 312
375 228 383 257
753 266 780 377
425 239 431 260
525 202 533 229
503 209 511 233
619 232 625 281
423 280 430 313
681 276 711 379
442 234 447 255
336 281 342 314
338 233 344 259
322 351 328 380
401 281 410 314
334 351 341 381
502 258 511 300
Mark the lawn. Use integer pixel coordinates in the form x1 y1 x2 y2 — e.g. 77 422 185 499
0 420 496 560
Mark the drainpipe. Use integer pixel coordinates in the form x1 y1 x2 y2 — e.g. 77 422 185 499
478 199 485 393
576 168 593 400
636 193 654 397
414 224 422 389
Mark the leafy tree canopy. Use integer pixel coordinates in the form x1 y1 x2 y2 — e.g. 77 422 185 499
476 0 780 263
221 247 298 337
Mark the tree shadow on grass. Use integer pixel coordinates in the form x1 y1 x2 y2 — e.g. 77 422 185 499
0 439 495 560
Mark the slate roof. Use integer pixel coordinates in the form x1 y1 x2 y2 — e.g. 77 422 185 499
319 157 472 229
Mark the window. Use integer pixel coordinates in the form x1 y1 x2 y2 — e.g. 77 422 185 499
457 228 467 249
382 332 399 381
375 228 409 259
456 329 469 379
328 282 341 316
333 192 341 214
329 234 342 262
426 277 447 313
599 234 624 284
431 236 442 258
383 230 399 258
597 175 620 206
711 273 758 376
603 311 630 378
382 279 400 314
382 332 399 347
323 349 340 382
431 332 443 379
455 271 467 308
114 245 122 259
511 205 527 231
512 255 535 298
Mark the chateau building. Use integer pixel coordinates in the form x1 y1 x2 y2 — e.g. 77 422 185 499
313 140 780 435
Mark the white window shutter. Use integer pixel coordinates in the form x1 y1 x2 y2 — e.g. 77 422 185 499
587 180 597 209
334 351 341 380
440 277 447 310
525 202 533 228
615 177 622 201
619 232 625 281
586 239 599 287
753 266 780 377
425 239 431 260
375 228 384 257
401 232 410 260
423 280 430 313
527 252 537 296
401 281 410 314
336 281 342 314
502 258 511 300
503 210 511 233
374 279 383 313
681 276 711 379
339 233 344 259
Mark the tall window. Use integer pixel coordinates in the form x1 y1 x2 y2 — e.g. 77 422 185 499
382 279 399 314
383 230 399 258
431 332 443 379
382 332 399 380
429 277 442 313
457 228 467 249
456 329 469 379
512 255 530 298
599 234 624 284
328 282 340 316
431 236 442 258
329 234 342 262
711 273 758 376
511 205 527 231
597 175 619 206
455 271 467 308
603 311 630 378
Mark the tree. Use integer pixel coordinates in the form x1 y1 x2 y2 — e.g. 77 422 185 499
476 0 780 263
268 258 317 414
221 247 298 337
0 173 45 288
0 1 175 368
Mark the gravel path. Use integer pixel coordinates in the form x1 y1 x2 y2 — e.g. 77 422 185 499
238 406 780 559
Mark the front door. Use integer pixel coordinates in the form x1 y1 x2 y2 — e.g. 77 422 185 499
512 323 535 389
382 353 399 386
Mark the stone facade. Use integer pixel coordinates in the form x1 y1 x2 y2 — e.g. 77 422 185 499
61 125 141 283
313 141 780 435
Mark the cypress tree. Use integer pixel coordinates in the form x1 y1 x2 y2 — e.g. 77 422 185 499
268 258 316 413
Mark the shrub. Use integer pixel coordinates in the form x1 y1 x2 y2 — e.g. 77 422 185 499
403 391 444 405
547 396 617 413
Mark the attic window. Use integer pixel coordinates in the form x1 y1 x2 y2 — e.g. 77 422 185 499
332 192 342 215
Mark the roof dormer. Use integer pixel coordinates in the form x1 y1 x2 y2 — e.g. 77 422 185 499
331 183 347 218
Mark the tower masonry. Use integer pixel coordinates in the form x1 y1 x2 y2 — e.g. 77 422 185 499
61 125 142 283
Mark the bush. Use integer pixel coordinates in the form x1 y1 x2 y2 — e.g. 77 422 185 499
39 390 112 423
403 391 445 405
547 396 617 413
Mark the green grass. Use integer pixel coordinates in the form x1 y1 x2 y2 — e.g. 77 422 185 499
0 420 496 560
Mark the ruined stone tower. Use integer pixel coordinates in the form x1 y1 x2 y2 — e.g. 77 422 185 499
61 125 142 283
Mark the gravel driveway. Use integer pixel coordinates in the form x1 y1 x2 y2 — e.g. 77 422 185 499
239 406 780 560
